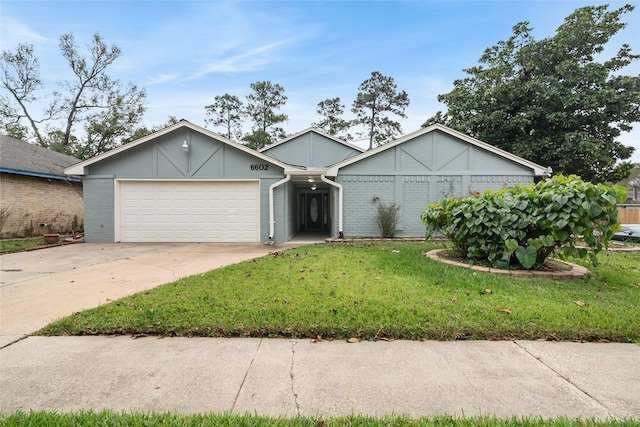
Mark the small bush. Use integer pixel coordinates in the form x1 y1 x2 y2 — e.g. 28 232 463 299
376 202 400 238
0 205 13 234
421 175 627 269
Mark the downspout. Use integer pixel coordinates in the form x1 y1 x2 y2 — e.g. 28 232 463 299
268 175 291 242
321 175 344 239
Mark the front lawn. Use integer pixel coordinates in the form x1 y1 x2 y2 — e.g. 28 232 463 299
38 241 640 342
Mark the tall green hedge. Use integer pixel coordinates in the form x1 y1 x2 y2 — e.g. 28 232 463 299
421 175 627 269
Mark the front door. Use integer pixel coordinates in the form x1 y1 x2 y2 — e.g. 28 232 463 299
306 193 323 230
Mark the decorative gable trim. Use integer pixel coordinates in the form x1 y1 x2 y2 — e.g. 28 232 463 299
65 120 303 176
326 124 548 176
259 127 365 154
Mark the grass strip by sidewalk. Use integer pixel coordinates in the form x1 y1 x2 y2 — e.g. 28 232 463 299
38 241 640 342
0 236 51 254
1 411 637 426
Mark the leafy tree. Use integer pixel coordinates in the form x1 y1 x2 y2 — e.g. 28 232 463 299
425 4 640 183
241 130 272 151
204 94 244 140
312 97 352 141
1 43 48 144
244 81 288 149
1 33 147 159
121 116 180 145
351 71 410 150
617 163 640 201
617 163 640 187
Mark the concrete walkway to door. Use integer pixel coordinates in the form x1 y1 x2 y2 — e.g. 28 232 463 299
0 242 292 348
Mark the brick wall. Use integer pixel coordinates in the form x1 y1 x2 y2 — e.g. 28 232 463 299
402 176 430 236
0 173 84 237
338 174 537 238
339 175 396 237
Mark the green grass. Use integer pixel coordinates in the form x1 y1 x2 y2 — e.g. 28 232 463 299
0 236 51 254
38 241 640 342
1 411 637 426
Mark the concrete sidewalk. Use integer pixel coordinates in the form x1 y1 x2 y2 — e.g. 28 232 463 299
1 336 638 419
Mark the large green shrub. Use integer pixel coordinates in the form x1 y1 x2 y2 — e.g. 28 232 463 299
421 175 627 269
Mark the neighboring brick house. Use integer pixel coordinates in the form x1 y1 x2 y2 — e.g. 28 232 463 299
0 135 83 237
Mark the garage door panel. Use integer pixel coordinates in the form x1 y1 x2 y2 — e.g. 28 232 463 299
119 181 259 242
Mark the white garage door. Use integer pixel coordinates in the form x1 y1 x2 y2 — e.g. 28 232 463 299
118 181 260 242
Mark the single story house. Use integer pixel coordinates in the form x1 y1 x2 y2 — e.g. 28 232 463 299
0 135 83 237
65 120 547 243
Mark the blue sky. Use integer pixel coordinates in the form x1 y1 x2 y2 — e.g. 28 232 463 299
2 0 639 162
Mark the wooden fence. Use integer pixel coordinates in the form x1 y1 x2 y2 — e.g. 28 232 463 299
618 205 640 224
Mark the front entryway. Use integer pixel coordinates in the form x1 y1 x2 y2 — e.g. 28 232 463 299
300 191 329 232
306 193 323 230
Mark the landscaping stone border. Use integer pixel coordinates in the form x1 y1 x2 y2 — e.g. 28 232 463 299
425 249 590 280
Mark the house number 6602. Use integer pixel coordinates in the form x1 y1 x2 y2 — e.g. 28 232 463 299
250 164 269 171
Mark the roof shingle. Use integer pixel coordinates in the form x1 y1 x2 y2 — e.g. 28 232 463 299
0 134 80 178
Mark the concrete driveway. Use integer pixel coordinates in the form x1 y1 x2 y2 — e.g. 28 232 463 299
0 242 290 348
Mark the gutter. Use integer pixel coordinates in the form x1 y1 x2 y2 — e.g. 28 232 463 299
0 167 81 182
321 175 344 239
268 175 291 241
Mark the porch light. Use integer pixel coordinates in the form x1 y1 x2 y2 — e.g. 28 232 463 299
307 177 315 183
182 139 189 152
311 185 317 191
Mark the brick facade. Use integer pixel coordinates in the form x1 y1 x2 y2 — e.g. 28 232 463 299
0 173 83 237
338 175 396 237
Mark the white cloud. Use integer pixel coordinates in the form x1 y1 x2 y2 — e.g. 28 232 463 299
145 73 181 86
0 17 49 47
188 41 285 78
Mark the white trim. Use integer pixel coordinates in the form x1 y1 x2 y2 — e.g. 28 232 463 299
114 178 260 243
259 127 365 154
326 124 547 176
65 120 304 176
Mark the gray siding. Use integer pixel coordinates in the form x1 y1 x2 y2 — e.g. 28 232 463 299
83 177 115 242
401 176 431 236
336 130 537 238
329 187 339 238
88 129 284 180
262 131 361 167
340 131 535 175
286 182 297 240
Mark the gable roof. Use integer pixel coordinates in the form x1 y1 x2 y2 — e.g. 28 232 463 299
0 134 81 181
65 120 304 176
326 124 548 176
259 127 364 154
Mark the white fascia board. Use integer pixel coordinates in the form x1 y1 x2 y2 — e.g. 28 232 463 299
65 120 303 176
284 167 329 177
326 124 548 176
